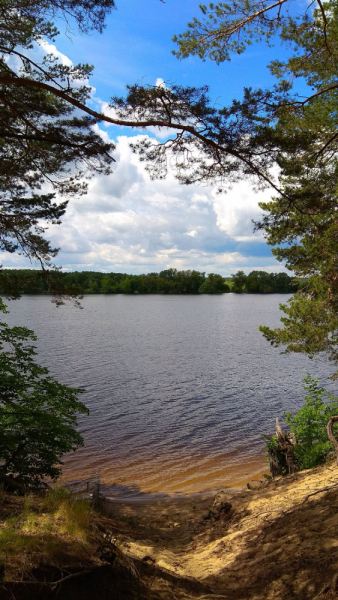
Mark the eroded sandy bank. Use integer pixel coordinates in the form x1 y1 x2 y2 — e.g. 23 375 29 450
106 462 338 599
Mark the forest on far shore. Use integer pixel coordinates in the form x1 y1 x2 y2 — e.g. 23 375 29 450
0 268 303 296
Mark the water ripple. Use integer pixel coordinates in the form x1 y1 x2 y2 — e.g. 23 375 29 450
5 294 336 497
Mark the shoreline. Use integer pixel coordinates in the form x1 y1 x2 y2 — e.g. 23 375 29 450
61 446 270 501
110 463 338 600
63 462 269 504
106 469 268 504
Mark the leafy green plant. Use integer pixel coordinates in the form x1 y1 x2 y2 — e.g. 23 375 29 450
284 374 338 469
264 374 338 472
117 515 138 528
0 299 88 488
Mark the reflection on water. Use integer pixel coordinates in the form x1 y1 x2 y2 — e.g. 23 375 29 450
5 294 336 497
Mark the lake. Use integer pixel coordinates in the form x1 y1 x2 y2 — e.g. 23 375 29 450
4 294 336 499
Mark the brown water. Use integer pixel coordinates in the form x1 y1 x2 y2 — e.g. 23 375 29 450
4 294 335 498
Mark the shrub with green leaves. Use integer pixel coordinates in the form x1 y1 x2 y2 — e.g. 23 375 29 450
0 299 88 488
264 374 338 472
284 374 338 469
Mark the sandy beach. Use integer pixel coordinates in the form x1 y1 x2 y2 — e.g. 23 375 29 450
98 462 338 599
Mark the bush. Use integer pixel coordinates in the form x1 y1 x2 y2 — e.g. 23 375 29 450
264 374 338 471
0 299 88 488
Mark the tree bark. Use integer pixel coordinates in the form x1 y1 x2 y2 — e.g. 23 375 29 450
268 418 297 477
326 416 338 462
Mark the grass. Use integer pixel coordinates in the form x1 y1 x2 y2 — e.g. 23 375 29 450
117 515 138 528
0 488 98 582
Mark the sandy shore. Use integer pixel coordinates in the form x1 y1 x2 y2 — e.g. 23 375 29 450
102 462 338 599
61 444 270 498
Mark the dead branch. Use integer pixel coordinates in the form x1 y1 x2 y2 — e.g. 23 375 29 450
8 570 90 587
327 416 338 461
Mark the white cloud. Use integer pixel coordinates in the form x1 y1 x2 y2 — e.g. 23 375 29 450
39 39 72 67
29 132 280 275
1 129 284 275
0 30 282 280
0 15 293 278
211 181 270 242
191 193 211 204
155 78 166 88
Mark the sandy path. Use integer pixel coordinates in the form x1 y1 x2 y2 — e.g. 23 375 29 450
107 463 338 599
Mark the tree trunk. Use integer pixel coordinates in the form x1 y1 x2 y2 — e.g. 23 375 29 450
326 416 338 462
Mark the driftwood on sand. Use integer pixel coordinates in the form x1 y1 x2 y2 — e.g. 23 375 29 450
268 418 297 477
268 414 338 478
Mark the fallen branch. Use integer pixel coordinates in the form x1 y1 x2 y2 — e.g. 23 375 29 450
251 482 338 545
8 570 90 587
300 482 338 505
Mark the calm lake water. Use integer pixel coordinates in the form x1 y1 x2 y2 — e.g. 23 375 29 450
4 294 336 499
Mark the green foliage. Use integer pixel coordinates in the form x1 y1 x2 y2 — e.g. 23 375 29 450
284 375 338 469
172 0 291 63
0 303 88 487
175 1 338 373
264 374 338 472
2 0 338 373
231 271 247 293
0 0 115 293
231 270 299 294
199 273 230 293
0 268 301 295
259 293 338 374
172 0 338 86
0 489 92 582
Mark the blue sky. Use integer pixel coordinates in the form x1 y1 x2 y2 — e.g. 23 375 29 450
56 0 284 102
4 0 297 275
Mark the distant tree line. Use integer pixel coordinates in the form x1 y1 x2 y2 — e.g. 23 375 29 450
231 271 302 294
0 269 303 297
0 268 229 296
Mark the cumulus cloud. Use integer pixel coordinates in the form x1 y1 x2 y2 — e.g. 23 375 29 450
211 182 270 243
1 35 283 278
39 39 73 67
0 25 291 278
2 129 282 274
24 132 280 275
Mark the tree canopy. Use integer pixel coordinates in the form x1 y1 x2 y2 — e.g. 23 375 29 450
0 268 303 295
0 0 115 282
0 0 117 487
231 270 300 294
